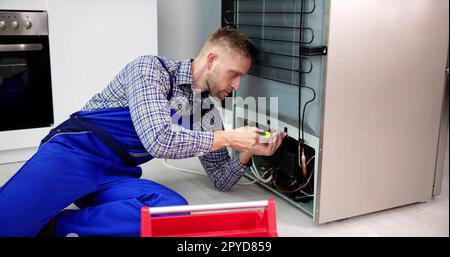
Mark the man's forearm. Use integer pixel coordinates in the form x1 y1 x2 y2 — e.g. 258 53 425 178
212 131 252 165
211 131 231 152
239 151 253 166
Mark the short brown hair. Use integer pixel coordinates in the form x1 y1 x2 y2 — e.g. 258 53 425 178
207 27 257 63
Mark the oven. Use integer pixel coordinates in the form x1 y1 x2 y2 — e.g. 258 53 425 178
0 10 53 132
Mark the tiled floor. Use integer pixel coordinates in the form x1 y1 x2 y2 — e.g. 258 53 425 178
1 143 448 236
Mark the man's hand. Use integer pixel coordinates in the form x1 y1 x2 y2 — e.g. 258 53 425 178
252 131 286 156
212 126 263 152
239 131 287 165
227 126 265 152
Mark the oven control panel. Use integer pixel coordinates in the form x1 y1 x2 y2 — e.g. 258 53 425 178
0 11 48 36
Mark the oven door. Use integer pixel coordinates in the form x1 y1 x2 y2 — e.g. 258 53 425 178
0 35 53 131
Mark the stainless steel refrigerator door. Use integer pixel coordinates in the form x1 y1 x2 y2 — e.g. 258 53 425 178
316 0 449 223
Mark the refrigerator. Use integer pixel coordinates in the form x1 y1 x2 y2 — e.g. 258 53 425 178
224 0 449 223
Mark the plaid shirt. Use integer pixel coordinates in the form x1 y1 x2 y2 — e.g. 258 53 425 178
81 55 249 191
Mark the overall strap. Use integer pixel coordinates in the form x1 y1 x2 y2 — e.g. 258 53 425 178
155 56 174 101
59 56 176 167
70 113 138 167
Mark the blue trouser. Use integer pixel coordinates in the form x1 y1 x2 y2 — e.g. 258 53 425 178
0 130 187 237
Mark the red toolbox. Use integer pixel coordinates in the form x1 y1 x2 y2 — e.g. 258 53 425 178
141 198 278 237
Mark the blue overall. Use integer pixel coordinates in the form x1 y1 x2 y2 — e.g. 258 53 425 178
0 58 191 237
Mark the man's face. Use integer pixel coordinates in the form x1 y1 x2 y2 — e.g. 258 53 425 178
205 51 251 101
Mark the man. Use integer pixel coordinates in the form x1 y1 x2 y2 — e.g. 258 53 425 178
0 27 286 236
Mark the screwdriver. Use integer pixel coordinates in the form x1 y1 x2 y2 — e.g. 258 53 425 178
259 131 271 137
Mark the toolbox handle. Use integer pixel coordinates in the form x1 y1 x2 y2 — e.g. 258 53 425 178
146 199 272 215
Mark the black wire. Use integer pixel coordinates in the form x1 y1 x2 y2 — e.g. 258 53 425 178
300 86 316 142
298 0 317 146
298 0 305 144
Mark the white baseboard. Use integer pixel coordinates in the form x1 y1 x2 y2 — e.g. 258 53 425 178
0 147 38 165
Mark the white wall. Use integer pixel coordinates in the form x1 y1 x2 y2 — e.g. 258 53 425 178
47 0 158 125
0 0 158 163
0 0 220 163
157 0 221 60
